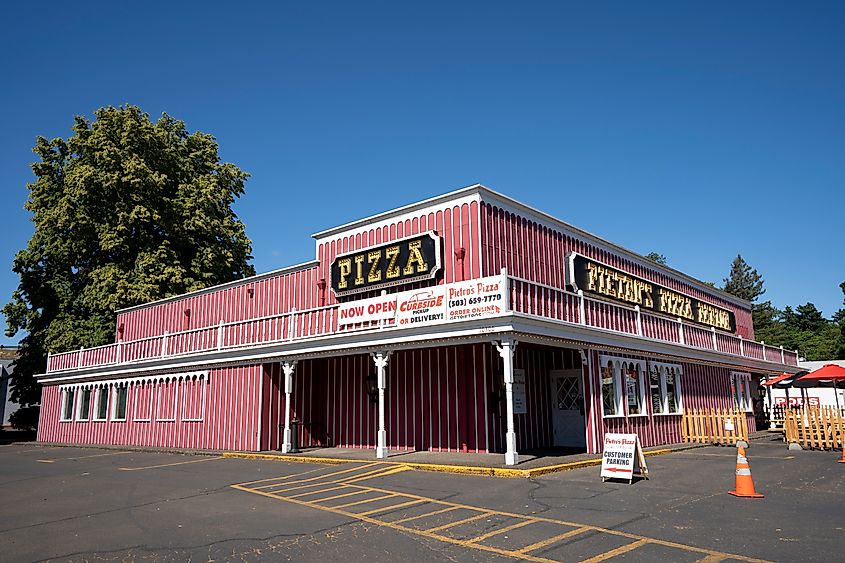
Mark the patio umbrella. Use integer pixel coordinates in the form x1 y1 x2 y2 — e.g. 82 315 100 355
792 364 845 409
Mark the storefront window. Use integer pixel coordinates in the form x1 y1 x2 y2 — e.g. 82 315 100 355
649 365 663 414
95 387 109 420
77 388 91 421
601 361 618 416
648 362 684 415
625 363 644 415
62 389 75 421
114 386 128 421
731 372 752 411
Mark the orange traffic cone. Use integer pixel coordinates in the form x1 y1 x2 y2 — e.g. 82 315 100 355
728 445 764 498
839 445 845 464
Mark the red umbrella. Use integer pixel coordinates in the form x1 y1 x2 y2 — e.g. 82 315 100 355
795 364 845 382
793 364 845 410
762 372 800 387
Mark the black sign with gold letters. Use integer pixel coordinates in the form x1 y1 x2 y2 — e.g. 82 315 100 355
331 232 442 296
566 253 736 333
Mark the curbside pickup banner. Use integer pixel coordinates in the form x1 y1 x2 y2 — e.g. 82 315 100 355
338 274 507 328
600 433 649 483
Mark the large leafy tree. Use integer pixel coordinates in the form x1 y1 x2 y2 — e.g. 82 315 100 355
4 105 255 406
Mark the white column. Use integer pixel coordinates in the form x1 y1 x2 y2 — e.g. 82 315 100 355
281 360 297 453
494 339 519 466
634 305 642 336
372 351 391 459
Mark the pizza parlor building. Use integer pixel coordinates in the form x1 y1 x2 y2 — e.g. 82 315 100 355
36 185 800 464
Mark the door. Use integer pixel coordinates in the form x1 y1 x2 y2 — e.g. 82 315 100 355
550 369 586 448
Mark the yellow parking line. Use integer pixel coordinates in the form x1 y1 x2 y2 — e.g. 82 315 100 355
467 518 535 544
698 555 725 563
391 505 459 525
287 485 350 500
307 489 369 504
345 465 412 483
516 526 591 554
332 493 398 510
357 498 426 517
118 456 223 471
254 463 384 490
582 538 649 563
425 512 491 533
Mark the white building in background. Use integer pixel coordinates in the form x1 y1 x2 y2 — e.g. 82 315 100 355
767 360 845 408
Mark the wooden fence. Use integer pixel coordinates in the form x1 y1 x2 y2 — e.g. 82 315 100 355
784 406 845 450
681 408 749 446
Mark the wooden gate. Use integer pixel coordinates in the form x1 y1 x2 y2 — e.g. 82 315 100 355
681 408 749 446
784 407 845 450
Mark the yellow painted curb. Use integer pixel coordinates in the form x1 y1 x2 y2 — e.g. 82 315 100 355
223 452 349 465
223 447 678 478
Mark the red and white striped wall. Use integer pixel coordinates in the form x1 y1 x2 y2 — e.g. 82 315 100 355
478 201 755 339
37 365 263 451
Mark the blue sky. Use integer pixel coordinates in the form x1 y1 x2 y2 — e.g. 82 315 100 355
1 2 843 347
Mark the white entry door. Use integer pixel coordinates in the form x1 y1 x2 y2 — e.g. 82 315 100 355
550 369 586 448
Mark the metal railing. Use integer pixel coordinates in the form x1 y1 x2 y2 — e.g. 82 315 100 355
46 273 800 373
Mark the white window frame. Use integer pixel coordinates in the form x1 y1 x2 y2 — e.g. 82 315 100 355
60 388 76 422
598 355 637 418
731 371 753 412
112 384 128 422
93 385 109 421
76 387 91 421
648 361 684 415
622 360 648 417
155 378 178 422
181 374 207 422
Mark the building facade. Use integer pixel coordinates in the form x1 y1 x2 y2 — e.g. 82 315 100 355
36 185 800 464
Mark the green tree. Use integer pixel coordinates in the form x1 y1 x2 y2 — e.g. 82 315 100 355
4 105 255 406
722 255 765 302
834 281 845 359
645 252 667 266
779 303 839 360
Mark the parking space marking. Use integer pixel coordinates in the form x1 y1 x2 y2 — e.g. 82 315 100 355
515 526 590 555
118 456 224 471
582 538 648 562
467 518 535 544
232 461 772 563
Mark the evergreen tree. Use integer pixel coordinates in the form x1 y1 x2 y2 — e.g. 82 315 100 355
4 105 255 406
722 255 765 302
645 252 667 266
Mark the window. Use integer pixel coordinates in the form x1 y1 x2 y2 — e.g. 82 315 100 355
77 388 91 421
94 387 109 421
731 372 752 411
600 360 620 417
648 362 684 415
624 362 646 416
113 385 128 421
61 389 75 421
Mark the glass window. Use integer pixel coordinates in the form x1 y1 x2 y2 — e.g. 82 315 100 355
601 361 619 416
114 386 128 420
625 363 644 415
95 387 109 420
731 372 752 411
649 365 664 414
77 388 91 421
666 368 680 413
648 362 684 415
62 389 75 421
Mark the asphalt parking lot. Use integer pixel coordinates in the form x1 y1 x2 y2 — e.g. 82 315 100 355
0 438 842 562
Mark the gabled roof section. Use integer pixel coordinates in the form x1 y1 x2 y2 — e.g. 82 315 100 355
312 183 751 310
